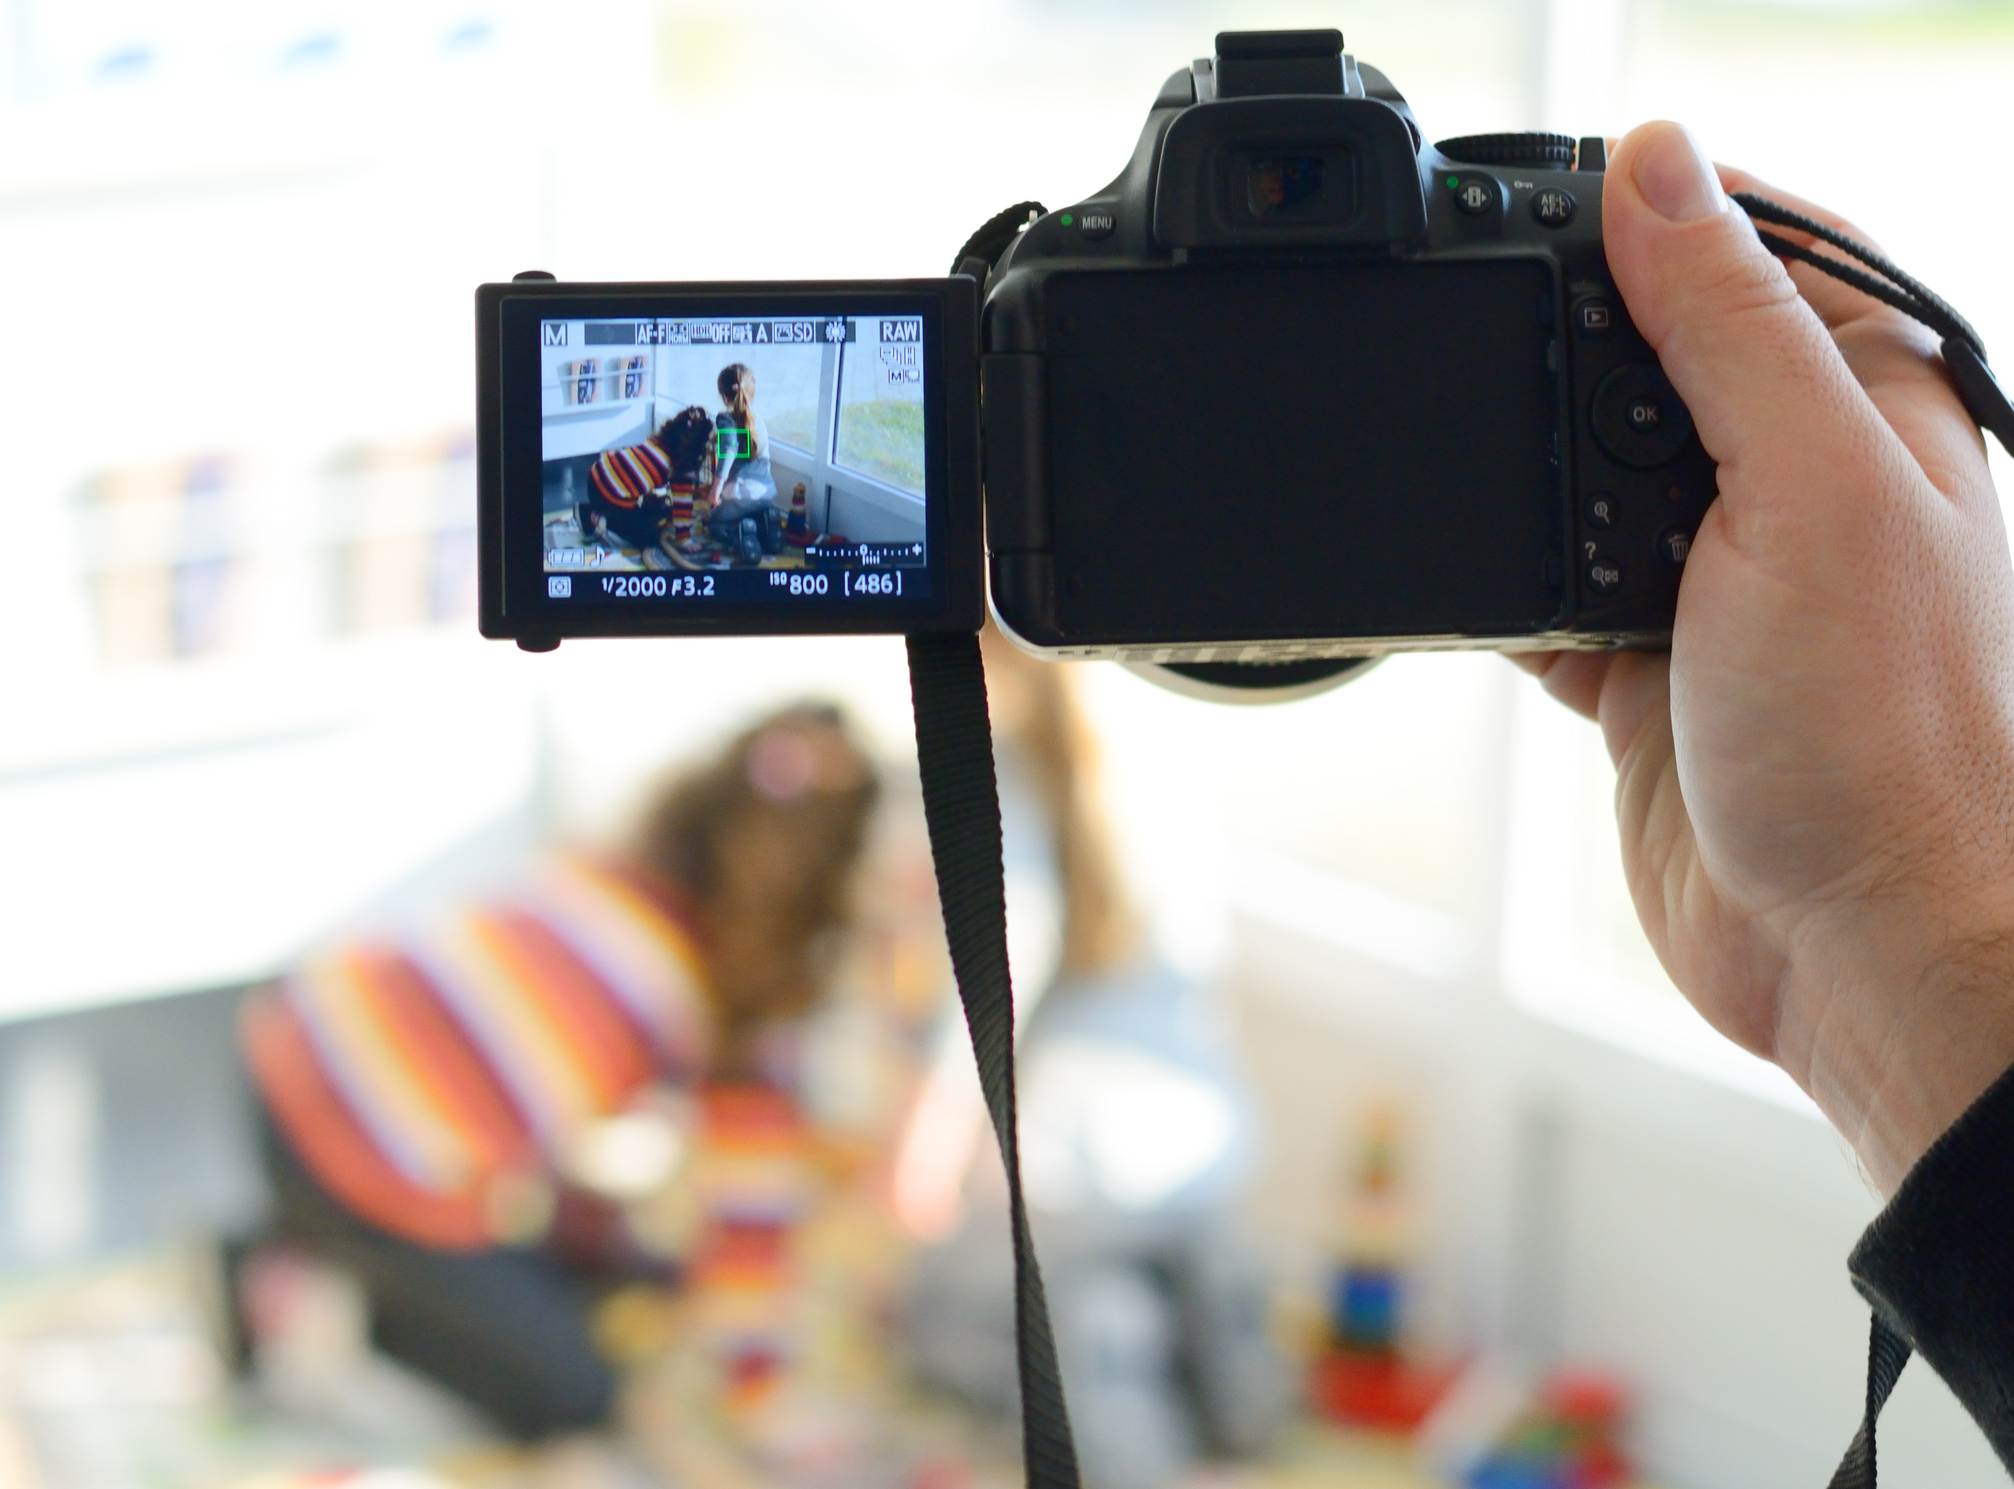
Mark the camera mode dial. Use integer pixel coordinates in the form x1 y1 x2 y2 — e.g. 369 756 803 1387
1436 132 1576 169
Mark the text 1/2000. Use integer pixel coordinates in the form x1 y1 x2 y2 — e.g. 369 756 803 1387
601 575 713 598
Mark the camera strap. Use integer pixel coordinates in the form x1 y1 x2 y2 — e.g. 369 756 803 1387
1829 1313 1912 1489
1737 191 2014 457
905 631 1080 1489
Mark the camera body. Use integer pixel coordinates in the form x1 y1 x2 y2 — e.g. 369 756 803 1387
475 29 1712 667
979 30 1711 663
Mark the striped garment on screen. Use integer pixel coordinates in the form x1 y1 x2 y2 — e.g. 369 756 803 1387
589 438 674 508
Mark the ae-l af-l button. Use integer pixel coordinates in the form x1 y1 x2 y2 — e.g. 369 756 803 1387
1531 188 1576 227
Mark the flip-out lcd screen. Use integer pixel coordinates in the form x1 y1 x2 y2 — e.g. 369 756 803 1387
479 280 978 641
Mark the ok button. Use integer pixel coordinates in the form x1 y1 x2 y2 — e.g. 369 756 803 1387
1592 363 1694 467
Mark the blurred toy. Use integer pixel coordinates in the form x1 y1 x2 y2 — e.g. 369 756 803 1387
1463 1371 1632 1489
684 1084 816 1413
1309 1103 1460 1433
1333 1104 1405 1354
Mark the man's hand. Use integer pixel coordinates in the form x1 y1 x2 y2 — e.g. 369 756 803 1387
1519 121 2014 1194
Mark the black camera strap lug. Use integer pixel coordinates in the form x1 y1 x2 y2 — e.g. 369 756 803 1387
1190 56 1216 103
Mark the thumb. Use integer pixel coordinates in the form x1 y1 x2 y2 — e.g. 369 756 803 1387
1603 122 1889 512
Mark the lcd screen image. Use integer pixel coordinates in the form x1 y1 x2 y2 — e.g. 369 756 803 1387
539 315 928 601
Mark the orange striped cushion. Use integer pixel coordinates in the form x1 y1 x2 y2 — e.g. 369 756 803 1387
248 851 709 1248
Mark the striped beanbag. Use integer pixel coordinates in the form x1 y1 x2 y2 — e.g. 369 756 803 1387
243 851 711 1250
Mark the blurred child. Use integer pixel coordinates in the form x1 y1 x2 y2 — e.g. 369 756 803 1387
239 704 877 1439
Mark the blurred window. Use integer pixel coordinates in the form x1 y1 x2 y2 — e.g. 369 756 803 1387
1212 654 1507 919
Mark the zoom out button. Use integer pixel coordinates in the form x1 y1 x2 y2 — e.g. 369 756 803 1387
1586 556 1624 595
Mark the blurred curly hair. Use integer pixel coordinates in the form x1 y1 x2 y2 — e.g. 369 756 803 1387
632 703 878 1066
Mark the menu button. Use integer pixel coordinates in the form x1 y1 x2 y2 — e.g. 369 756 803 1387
1072 208 1116 241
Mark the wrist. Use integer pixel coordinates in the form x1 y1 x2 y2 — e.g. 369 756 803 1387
1779 900 2014 1194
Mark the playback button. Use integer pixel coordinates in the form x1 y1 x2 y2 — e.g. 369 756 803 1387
1573 295 1616 338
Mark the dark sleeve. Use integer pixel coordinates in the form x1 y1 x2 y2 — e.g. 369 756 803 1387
1850 1060 2014 1471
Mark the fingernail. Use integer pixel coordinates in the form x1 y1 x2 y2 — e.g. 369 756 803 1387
1631 123 1727 222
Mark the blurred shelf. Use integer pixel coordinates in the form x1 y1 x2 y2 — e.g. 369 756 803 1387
0 632 540 1022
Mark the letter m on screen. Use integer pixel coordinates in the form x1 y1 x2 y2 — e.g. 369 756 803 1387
543 323 568 347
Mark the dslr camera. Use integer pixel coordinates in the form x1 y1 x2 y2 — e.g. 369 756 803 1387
477 28 1713 694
